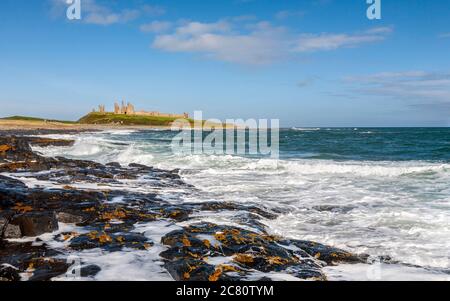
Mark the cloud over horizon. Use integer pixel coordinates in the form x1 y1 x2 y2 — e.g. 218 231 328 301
152 19 393 65
344 71 450 108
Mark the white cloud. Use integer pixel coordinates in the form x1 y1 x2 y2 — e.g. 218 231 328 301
153 21 288 65
294 27 392 52
152 19 392 65
140 21 172 33
344 71 450 103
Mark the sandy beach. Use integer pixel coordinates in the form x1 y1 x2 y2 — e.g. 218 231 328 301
0 119 172 131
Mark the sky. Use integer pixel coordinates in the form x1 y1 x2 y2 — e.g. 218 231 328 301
0 0 449 127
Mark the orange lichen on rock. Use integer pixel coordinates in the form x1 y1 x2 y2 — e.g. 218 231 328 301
87 231 99 240
98 233 113 244
12 203 33 213
267 256 289 265
0 145 12 153
203 239 211 248
214 232 226 242
86 230 114 244
208 268 222 282
233 254 254 264
219 265 239 273
208 264 240 281
62 232 78 241
100 209 127 221
182 235 192 247
183 264 196 280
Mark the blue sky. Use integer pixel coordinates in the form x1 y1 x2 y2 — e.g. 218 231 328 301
1 0 449 126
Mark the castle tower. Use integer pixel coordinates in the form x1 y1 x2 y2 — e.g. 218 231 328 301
126 102 135 115
114 102 120 114
121 100 126 114
98 105 105 113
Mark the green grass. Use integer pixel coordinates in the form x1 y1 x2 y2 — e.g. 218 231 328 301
78 112 194 126
1 115 76 124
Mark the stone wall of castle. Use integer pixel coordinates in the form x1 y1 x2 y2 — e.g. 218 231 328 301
134 111 189 119
95 101 189 119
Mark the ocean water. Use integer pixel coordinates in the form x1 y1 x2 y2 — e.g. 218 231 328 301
31 128 450 280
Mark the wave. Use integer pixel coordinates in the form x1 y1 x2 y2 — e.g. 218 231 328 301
30 130 450 278
33 133 450 178
291 127 321 131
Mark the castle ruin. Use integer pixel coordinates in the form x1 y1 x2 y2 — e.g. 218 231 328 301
94 101 189 119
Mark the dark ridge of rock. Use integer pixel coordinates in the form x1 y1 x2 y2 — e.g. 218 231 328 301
106 162 121 168
80 264 102 277
69 231 152 252
0 264 21 281
159 206 192 221
26 137 75 147
27 258 70 281
10 212 59 237
187 201 278 220
0 241 68 280
160 223 327 281
279 240 369 265
164 258 241 281
56 212 86 224
0 175 28 190
0 216 21 239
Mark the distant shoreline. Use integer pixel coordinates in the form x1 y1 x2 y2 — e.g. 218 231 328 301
0 119 173 131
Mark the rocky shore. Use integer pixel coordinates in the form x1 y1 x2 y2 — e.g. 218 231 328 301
0 131 369 281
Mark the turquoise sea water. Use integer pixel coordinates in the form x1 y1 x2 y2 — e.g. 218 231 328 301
33 127 450 280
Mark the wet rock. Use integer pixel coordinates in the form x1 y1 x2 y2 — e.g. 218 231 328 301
106 162 121 168
280 240 368 265
164 258 241 281
28 258 70 281
161 223 327 281
56 212 86 224
128 163 152 169
12 211 59 237
190 201 278 220
0 175 28 190
80 264 101 277
0 240 65 281
26 137 75 147
0 264 21 281
69 231 152 252
0 216 22 239
0 135 365 281
160 206 192 221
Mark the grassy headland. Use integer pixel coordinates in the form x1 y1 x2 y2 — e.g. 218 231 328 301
78 112 193 126
1 116 76 124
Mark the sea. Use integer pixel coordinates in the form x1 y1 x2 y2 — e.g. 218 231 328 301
31 127 450 281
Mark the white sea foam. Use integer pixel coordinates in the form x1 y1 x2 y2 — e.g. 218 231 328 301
291 127 321 131
31 130 450 280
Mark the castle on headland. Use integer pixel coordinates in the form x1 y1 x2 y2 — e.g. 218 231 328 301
94 101 189 119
